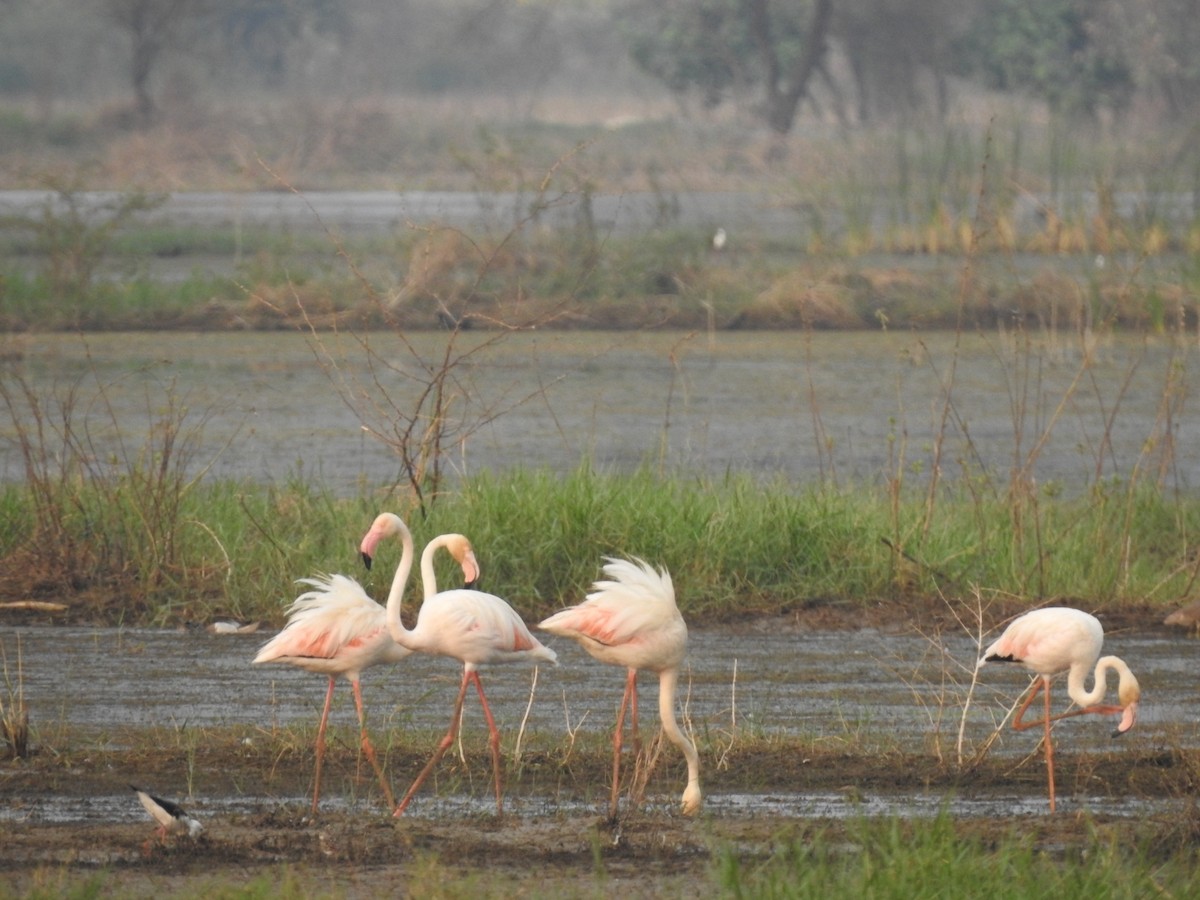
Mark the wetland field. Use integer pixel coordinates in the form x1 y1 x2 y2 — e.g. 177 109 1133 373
4 329 1200 896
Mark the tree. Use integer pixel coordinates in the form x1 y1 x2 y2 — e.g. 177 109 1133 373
832 0 975 123
1092 0 1200 119
102 0 216 123
218 0 349 88
950 0 1133 118
621 0 834 136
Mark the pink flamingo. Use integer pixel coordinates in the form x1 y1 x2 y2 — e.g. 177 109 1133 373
252 529 475 814
538 557 701 818
978 606 1141 812
359 512 557 816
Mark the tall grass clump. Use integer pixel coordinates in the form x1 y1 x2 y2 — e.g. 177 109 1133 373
439 465 910 619
716 814 1200 898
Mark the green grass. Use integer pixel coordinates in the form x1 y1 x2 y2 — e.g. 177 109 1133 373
715 813 1200 898
3 462 1199 626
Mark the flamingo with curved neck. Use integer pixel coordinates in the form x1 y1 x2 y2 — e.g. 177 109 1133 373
979 606 1141 812
539 556 702 819
252 519 477 816
360 513 556 815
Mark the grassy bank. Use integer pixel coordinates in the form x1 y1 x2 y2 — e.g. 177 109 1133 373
1 464 1196 628
1 216 1197 335
2 110 1199 335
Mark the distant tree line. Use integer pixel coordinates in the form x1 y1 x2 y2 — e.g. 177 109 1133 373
624 0 1200 131
2 0 1198 132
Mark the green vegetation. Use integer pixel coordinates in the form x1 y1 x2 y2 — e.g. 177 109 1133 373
2 457 1198 627
1 114 1198 334
716 813 1200 898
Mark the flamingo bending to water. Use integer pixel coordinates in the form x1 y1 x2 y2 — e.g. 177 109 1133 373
538 557 701 818
359 513 557 816
978 606 1141 812
252 531 476 814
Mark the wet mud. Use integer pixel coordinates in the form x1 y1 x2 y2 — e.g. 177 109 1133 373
3 608 1199 894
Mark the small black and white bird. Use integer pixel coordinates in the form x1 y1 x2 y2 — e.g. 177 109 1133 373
130 785 203 840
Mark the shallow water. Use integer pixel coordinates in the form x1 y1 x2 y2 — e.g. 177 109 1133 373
1 619 1192 824
6 330 1200 495
4 786 1182 829
5 623 1189 747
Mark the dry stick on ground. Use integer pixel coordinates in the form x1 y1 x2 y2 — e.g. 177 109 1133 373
558 693 589 767
512 664 540 766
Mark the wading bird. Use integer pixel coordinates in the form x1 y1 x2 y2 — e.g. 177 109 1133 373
131 785 203 845
538 557 701 818
978 606 1141 812
252 532 477 815
359 513 557 816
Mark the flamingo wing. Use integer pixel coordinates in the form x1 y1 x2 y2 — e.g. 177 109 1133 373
253 574 398 664
981 607 1103 675
539 557 686 670
415 590 557 666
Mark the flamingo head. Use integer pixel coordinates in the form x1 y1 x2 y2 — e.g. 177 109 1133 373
360 513 407 570
1113 672 1141 737
681 783 702 817
442 533 481 588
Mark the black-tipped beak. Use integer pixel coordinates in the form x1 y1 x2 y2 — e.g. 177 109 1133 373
464 578 479 590
361 552 373 571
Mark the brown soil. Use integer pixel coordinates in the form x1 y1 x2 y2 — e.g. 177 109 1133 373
0 597 1188 895
3 723 1197 897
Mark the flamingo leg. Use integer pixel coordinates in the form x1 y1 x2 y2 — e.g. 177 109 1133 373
608 669 636 819
609 672 638 825
1009 676 1058 812
1010 676 1047 733
1043 678 1057 813
311 676 337 815
394 668 472 816
470 671 504 814
350 678 396 811
630 671 641 760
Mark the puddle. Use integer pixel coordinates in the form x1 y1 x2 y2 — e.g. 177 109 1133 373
2 785 1181 829
1 621 1194 825
3 623 1192 755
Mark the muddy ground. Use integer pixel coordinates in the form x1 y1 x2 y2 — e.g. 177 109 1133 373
2 604 1196 896
3 727 1198 897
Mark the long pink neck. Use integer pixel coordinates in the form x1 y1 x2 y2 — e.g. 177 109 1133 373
420 536 449 600
384 522 416 647
658 667 702 812
1066 655 1134 707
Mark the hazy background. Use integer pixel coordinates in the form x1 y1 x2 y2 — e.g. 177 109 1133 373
2 1 1197 193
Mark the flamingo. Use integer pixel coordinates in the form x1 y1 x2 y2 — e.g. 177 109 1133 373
978 606 1141 812
359 512 557 816
538 557 702 818
252 530 476 815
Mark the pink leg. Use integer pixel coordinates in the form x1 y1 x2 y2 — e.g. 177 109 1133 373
395 668 471 816
470 671 504 814
609 669 637 819
350 678 396 810
1043 679 1056 813
629 671 641 758
1010 677 1057 813
311 677 337 815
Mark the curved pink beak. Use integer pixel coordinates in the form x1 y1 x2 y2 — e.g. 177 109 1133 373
1113 701 1138 737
